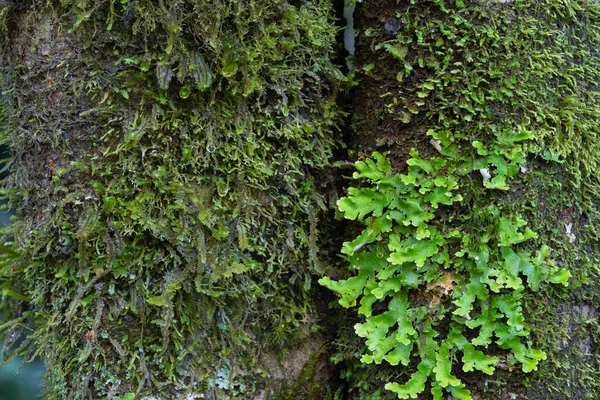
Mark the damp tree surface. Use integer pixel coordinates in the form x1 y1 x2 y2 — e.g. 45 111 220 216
0 0 599 399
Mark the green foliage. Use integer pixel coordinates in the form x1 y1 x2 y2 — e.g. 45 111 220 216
0 0 342 398
513 163 600 399
322 149 569 398
373 0 600 185
326 0 600 396
113 394 135 400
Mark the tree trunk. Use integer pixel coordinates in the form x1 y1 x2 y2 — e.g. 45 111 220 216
0 1 342 398
2 0 600 399
331 0 600 399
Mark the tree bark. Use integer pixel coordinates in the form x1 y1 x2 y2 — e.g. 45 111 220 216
0 1 342 398
334 0 600 399
1 0 600 399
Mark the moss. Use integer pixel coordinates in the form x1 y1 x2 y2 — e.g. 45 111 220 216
326 0 600 398
508 161 600 399
2 0 600 398
0 0 344 398
274 338 338 400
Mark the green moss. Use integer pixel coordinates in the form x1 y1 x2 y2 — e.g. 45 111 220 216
504 162 600 399
326 0 600 398
277 351 331 400
0 0 343 398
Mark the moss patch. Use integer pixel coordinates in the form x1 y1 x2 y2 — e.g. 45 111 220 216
326 0 600 398
0 0 343 398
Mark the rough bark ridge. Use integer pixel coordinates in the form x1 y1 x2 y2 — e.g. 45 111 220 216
0 1 342 398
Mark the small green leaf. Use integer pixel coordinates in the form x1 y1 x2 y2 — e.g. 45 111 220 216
384 43 408 61
433 343 462 387
113 393 136 400
388 235 443 267
389 198 435 226
549 268 570 286
465 305 497 347
406 150 445 174
492 293 525 332
221 61 238 78
498 215 536 246
447 384 472 400
385 342 413 366
140 60 151 72
472 141 488 155
355 291 416 364
385 362 430 399
338 187 390 220
93 181 105 193
353 152 392 180
462 344 497 374
71 161 89 172
179 86 191 99
211 224 230 240
146 294 169 307
341 216 392 255
103 196 116 212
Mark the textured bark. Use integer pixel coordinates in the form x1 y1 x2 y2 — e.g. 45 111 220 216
1 0 600 399
332 0 600 398
0 1 342 398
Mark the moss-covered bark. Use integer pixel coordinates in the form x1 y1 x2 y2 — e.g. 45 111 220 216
324 0 600 398
0 1 343 398
2 0 600 399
